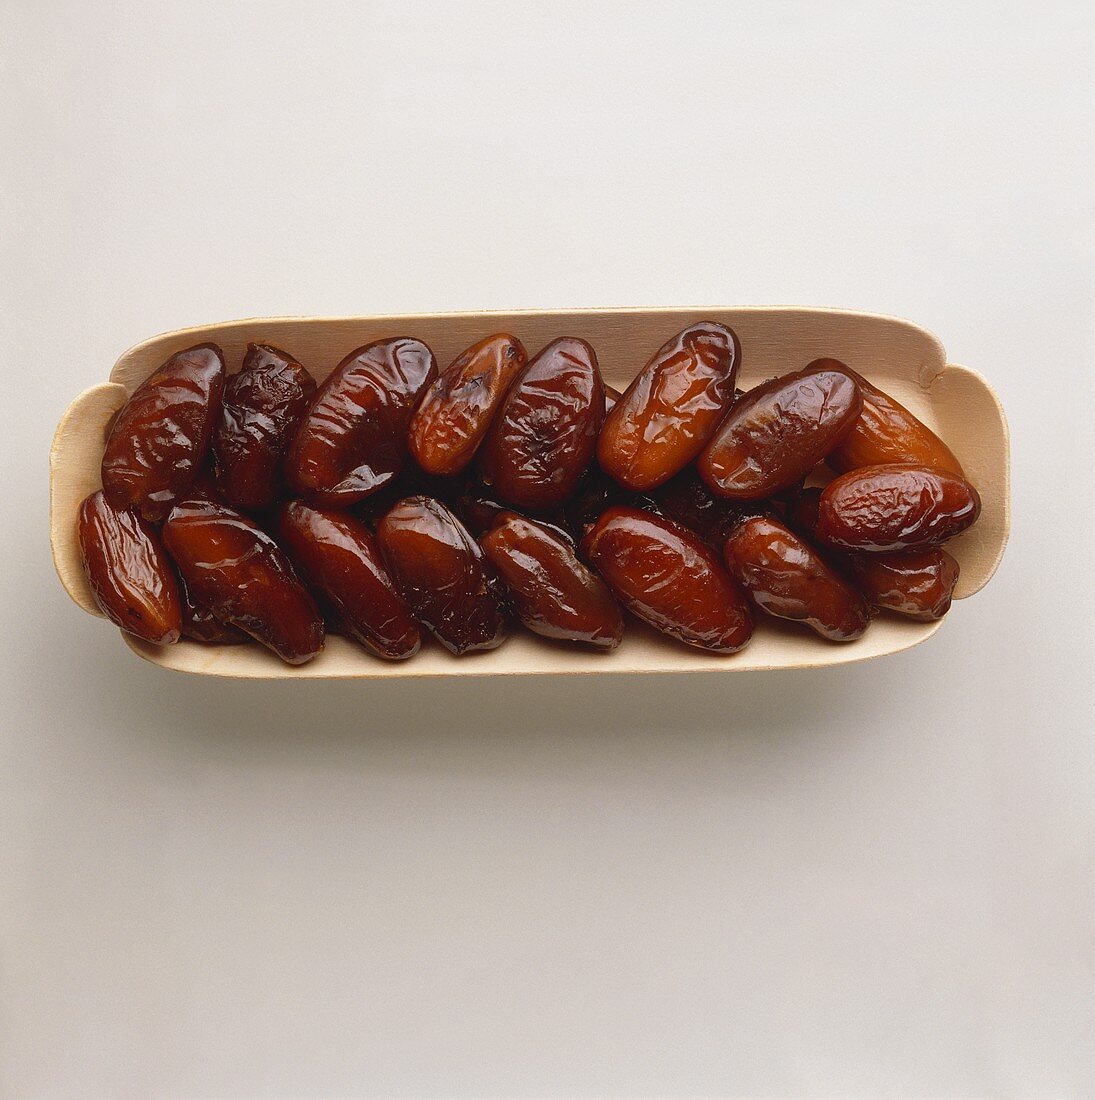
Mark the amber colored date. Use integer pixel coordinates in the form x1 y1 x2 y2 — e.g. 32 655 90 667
481 513 623 649
101 343 226 522
817 360 965 476
285 338 437 507
481 337 604 512
277 501 421 659
815 464 981 551
163 497 324 664
376 496 509 654
581 506 753 653
598 322 740 491
78 490 182 645
213 343 316 511
848 549 960 621
408 334 527 476
698 366 862 500
723 515 870 641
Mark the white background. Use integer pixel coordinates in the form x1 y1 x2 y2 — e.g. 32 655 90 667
3 2 1094 1096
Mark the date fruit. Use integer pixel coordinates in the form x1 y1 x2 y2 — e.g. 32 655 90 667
78 490 182 644
654 469 741 545
213 343 316 511
581 506 754 653
285 337 437 506
698 366 862 499
376 496 509 654
481 337 604 512
101 343 226 521
817 360 965 476
481 512 623 649
848 548 960 621
163 496 324 664
408 334 527 476
179 576 249 644
598 321 740 491
815 464 981 551
723 515 870 641
277 501 421 659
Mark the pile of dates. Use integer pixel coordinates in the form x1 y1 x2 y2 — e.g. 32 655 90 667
78 323 981 665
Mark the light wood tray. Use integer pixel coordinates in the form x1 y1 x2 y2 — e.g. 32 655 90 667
50 307 1010 678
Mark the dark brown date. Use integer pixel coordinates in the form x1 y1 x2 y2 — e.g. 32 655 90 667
277 501 421 660
723 515 870 641
213 343 316 511
101 343 225 521
815 464 981 551
78 490 182 645
698 366 862 499
481 337 604 512
563 471 662 542
598 322 740 491
654 469 741 545
285 337 437 507
581 506 754 653
848 548 960 621
481 513 623 650
817 360 965 476
376 496 509 654
163 497 324 664
408 333 527 476
179 576 249 644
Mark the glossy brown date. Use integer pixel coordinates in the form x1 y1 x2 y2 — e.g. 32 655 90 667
213 343 316 511
285 337 437 507
408 333 527 476
78 490 182 645
723 515 870 641
163 496 324 664
376 496 509 654
598 321 740 491
698 366 862 499
848 548 960 621
277 501 421 660
817 360 965 476
581 506 754 653
481 513 623 650
815 464 981 551
101 343 225 521
481 337 604 512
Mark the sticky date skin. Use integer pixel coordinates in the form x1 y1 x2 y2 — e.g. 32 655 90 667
285 337 437 507
376 496 509 654
408 334 527 476
816 464 981 551
699 367 862 500
723 516 870 641
101 343 226 522
163 497 324 664
276 501 421 660
481 513 624 650
481 337 605 512
598 322 740 491
581 506 754 653
213 343 316 511
78 490 182 645
816 360 965 476
849 548 960 621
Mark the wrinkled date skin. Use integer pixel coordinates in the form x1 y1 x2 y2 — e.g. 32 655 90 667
102 343 226 521
213 343 316 511
163 497 324 664
179 576 249 644
277 501 421 659
699 366 862 500
376 496 509 654
849 548 960 621
481 337 605 512
654 469 741 545
78 490 182 645
408 334 528 476
816 464 981 551
817 360 965 476
723 515 870 641
481 513 624 650
285 338 437 507
581 506 754 653
598 322 740 491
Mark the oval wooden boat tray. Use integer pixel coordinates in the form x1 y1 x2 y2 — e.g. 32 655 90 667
50 306 1010 678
